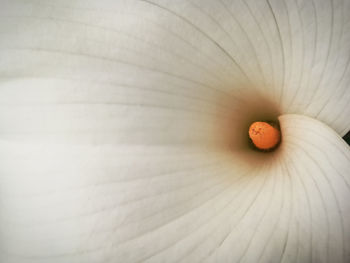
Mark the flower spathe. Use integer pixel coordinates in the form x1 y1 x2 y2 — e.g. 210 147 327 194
0 0 349 262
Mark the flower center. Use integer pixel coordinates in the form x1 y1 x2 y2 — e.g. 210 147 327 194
248 121 281 150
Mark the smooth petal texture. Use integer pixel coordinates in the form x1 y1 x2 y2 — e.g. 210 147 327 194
0 1 350 263
1 115 350 263
277 114 350 263
1 0 350 135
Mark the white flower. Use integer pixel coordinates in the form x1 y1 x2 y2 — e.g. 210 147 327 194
0 0 349 262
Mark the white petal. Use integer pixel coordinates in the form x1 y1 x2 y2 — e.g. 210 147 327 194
1 1 350 263
1 116 350 262
276 114 350 263
1 0 350 135
260 0 350 136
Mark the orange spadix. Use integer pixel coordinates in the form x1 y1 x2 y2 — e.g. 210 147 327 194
248 121 281 150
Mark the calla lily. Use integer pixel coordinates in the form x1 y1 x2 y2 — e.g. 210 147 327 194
1 0 350 262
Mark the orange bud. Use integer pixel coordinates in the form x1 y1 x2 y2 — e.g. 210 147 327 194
249 121 281 150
